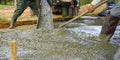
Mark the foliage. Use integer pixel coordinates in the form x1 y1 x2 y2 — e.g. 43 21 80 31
0 5 11 9
0 0 13 5
80 0 92 6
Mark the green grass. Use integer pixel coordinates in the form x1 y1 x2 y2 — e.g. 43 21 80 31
80 0 92 6
0 4 12 9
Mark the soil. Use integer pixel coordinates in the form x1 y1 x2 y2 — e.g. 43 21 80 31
0 7 38 22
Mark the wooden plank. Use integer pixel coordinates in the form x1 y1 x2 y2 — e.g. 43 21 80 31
10 40 16 60
0 20 37 29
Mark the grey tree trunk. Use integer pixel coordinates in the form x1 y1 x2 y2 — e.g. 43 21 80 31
14 0 18 8
37 0 53 30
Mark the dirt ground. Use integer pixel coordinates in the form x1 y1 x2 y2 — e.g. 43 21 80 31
0 7 38 22
0 4 106 33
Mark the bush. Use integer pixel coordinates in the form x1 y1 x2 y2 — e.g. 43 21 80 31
0 0 13 5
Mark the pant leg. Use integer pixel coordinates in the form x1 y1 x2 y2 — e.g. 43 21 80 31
100 2 120 40
47 0 52 6
29 1 39 17
11 0 29 22
110 2 120 18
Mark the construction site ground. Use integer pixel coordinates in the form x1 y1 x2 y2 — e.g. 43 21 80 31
0 4 106 33
1 4 120 60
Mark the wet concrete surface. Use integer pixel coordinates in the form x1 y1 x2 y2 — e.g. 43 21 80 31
0 19 120 60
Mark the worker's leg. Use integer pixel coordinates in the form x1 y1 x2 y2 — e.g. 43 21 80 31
29 1 39 17
100 2 120 40
100 14 119 40
9 0 29 29
70 0 74 7
74 7 79 15
47 0 52 6
74 0 79 15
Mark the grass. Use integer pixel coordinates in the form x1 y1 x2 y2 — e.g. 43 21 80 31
80 0 92 5
0 4 12 9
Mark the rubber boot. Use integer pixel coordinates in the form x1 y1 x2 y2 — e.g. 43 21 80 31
9 18 17 29
100 14 119 40
9 21 15 29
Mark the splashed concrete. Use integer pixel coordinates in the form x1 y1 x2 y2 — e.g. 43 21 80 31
0 27 118 60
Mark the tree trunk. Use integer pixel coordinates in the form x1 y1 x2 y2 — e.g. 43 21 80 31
0 0 1 4
4 0 7 4
37 0 53 30
14 0 18 8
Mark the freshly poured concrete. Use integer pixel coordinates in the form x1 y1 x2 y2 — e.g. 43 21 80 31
0 25 120 60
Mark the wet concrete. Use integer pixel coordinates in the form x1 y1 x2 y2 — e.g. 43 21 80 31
0 18 120 60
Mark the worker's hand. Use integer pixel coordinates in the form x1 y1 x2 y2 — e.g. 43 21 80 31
87 4 95 13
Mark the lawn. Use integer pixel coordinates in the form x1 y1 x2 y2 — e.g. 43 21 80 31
0 4 12 9
80 0 92 5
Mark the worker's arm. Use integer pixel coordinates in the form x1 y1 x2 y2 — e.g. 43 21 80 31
88 0 102 13
91 0 101 5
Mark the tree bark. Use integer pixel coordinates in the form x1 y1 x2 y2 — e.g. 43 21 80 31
37 0 54 30
14 0 18 8
0 0 2 4
4 0 7 4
